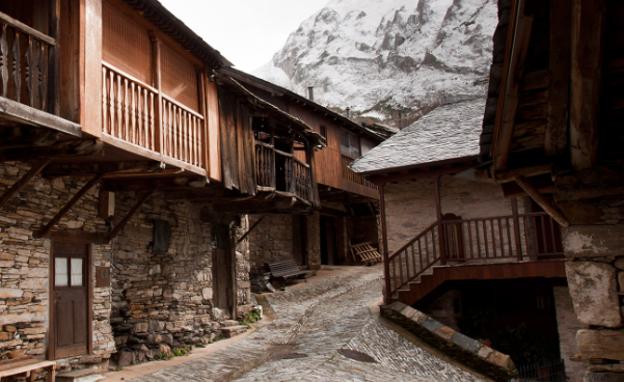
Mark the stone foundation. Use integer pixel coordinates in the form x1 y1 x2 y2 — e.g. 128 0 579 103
562 225 624 381
553 286 584 382
0 161 252 371
110 195 251 366
0 162 115 370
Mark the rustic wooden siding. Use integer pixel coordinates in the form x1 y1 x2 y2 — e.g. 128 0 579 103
160 42 199 111
603 1 624 161
218 91 256 194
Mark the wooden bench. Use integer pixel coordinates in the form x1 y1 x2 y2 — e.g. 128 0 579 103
350 242 382 265
0 358 56 381
265 259 312 282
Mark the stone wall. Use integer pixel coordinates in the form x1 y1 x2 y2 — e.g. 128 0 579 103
383 174 518 253
553 286 583 382
561 226 624 380
0 162 115 369
110 195 251 365
248 214 295 270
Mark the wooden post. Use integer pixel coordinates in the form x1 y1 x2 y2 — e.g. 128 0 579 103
48 0 60 115
545 0 571 157
435 176 446 265
81 0 102 137
570 0 605 170
379 183 391 304
511 197 523 261
150 32 163 155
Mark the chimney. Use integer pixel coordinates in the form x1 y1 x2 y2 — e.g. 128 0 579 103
307 86 314 102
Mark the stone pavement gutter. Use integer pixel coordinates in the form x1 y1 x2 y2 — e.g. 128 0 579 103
380 301 517 382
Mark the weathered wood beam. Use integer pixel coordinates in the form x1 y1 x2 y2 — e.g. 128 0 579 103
0 159 51 209
545 0 571 157
34 173 104 238
570 0 605 170
514 175 569 227
493 0 534 171
236 215 265 244
0 97 81 136
106 190 153 242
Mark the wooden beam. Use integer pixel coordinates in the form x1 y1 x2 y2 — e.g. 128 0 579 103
236 215 265 244
0 159 51 209
514 176 570 227
34 173 104 238
545 0 571 157
570 0 605 170
0 97 81 136
493 0 534 171
106 190 153 242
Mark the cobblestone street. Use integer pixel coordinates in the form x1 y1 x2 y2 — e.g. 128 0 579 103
109 266 487 382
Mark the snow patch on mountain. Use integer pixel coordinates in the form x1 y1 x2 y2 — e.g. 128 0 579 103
254 0 497 127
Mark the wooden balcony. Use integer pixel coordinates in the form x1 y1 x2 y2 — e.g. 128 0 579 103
386 212 564 304
101 62 206 175
0 11 80 137
255 141 314 204
340 155 378 198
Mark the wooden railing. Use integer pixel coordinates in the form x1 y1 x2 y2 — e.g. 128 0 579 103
341 155 377 190
386 212 564 299
255 141 275 188
0 11 57 112
255 142 313 202
102 63 205 174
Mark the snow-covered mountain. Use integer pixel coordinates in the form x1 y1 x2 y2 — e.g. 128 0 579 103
255 0 497 127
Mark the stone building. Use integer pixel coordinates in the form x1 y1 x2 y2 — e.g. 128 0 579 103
477 0 624 380
0 0 322 378
353 98 583 380
221 69 394 272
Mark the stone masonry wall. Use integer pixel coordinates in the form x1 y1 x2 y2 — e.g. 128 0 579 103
248 214 294 270
553 286 583 382
384 174 517 254
0 162 115 369
110 194 250 366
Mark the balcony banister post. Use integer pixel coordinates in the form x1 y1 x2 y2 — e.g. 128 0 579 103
511 197 523 261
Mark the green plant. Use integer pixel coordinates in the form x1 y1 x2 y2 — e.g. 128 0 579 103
172 347 188 357
239 309 262 326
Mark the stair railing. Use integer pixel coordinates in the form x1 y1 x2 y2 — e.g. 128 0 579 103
386 212 563 300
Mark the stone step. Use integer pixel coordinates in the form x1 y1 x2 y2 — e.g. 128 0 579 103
56 368 104 382
221 320 240 327
220 325 248 338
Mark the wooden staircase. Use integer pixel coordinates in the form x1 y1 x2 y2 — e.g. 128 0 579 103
385 212 565 306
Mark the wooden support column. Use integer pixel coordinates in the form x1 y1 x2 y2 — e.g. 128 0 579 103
435 176 447 265
81 0 102 136
34 173 103 238
49 0 60 115
106 190 153 242
0 159 51 209
570 0 605 170
545 0 571 157
150 32 163 155
379 183 391 304
514 176 569 227
493 0 534 171
511 197 523 260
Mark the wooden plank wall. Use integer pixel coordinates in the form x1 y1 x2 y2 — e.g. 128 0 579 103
218 91 256 195
603 0 624 161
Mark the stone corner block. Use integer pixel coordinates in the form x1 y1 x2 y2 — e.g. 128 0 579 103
566 261 622 328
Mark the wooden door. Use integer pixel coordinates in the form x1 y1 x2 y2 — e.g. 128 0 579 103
320 216 337 265
212 223 235 318
51 241 89 359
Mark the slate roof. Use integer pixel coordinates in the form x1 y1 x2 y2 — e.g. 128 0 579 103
351 98 486 174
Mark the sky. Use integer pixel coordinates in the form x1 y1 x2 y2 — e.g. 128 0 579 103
158 0 328 73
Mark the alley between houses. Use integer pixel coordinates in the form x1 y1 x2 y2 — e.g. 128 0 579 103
104 266 486 382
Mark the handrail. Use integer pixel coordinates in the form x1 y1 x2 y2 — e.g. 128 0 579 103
386 212 564 300
0 11 56 46
161 93 204 119
102 62 158 93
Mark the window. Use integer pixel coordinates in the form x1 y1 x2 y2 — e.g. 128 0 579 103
55 257 68 287
340 130 361 159
320 125 327 140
